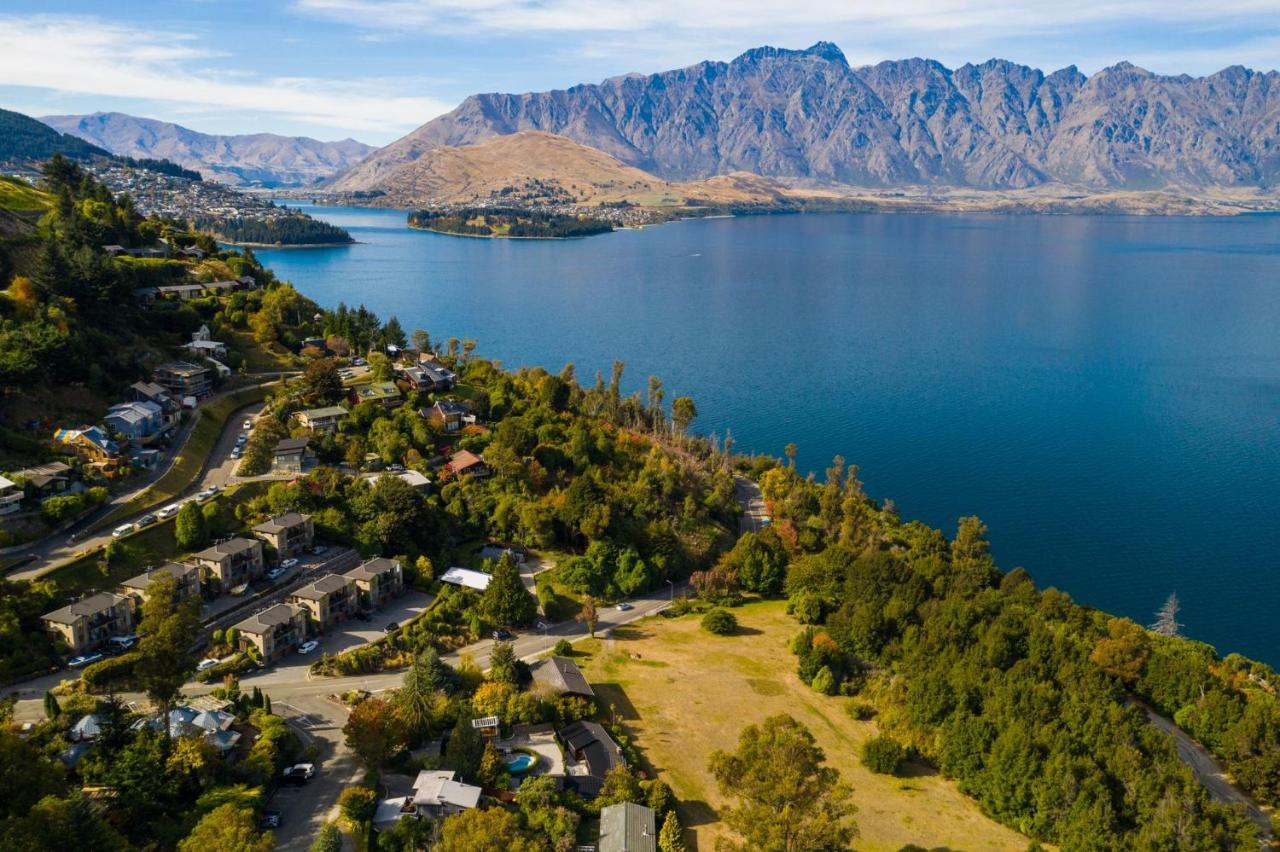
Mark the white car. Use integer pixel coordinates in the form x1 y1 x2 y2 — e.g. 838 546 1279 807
266 567 286 581
280 558 300 570
68 653 104 668
197 658 220 671
242 420 253 430
196 488 216 501
297 641 320 655
230 448 242 459
109 635 137 651
158 504 181 519
616 602 633 611
111 523 136 538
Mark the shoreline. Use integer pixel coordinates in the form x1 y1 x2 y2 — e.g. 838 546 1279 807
405 222 606 241
219 239 358 249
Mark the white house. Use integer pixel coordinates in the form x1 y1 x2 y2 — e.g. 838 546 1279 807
440 567 492 591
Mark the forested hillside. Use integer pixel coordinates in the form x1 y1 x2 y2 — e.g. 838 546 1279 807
0 108 107 164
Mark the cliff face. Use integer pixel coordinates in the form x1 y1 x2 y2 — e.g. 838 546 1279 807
332 43 1280 193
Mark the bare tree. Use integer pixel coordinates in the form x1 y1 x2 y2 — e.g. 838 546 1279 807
1150 592 1182 637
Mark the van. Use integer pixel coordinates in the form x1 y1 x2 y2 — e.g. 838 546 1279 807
111 523 136 538
158 504 181 519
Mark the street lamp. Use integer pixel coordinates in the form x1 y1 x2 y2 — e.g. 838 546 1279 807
666 579 675 601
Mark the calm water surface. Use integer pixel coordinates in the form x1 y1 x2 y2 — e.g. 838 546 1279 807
259 206 1280 664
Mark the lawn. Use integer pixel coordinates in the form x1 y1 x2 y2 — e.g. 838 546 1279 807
573 601 1031 852
88 383 272 533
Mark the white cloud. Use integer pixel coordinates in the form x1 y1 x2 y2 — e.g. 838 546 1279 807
0 15 452 135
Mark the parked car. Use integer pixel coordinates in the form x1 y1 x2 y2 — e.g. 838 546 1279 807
111 523 136 538
259 810 281 829
197 658 220 671
68 652 104 668
383 622 399 633
136 513 157 527
230 448 242 459
492 628 514 641
242 419 253 430
108 635 137 652
285 763 316 779
616 602 633 611
280 767 309 786
158 504 181 520
298 640 320 655
266 567 286 581
310 545 328 556
280 558 299 570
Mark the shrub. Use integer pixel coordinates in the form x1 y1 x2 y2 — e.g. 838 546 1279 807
861 734 906 775
846 701 877 721
309 822 342 852
701 607 737 635
338 786 378 827
552 639 573 657
81 651 142 692
811 665 836 695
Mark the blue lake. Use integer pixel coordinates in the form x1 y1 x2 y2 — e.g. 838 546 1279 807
258 205 1280 664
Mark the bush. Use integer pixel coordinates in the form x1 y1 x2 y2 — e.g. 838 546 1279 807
552 639 573 657
81 651 142 692
310 822 342 852
338 786 378 827
195 652 258 683
846 701 877 721
811 665 836 695
861 734 906 775
701 608 737 636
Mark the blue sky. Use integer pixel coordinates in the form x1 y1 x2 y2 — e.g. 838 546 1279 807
2 0 1278 146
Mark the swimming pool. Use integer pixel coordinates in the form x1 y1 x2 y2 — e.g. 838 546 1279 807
504 752 537 773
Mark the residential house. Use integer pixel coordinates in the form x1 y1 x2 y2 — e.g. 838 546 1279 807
42 592 135 656
156 283 207 301
479 545 525 565
236 275 256 289
105 401 167 444
53 426 120 463
178 245 207 259
418 358 457 389
350 381 402 410
344 557 404 608
293 406 348 434
14 461 78 501
421 400 475 433
440 567 491 592
448 450 489 478
272 437 312 474
559 720 625 799
531 656 596 701
193 537 265 589
118 562 201 606
0 475 21 516
599 802 657 852
201 279 241 295
153 362 212 398
183 339 229 360
136 705 241 753
129 381 175 411
396 469 431 492
410 770 482 817
233 603 307 661
288 573 357 630
252 511 314 557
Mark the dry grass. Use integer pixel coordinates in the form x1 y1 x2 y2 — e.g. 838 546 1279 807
574 600 1030 852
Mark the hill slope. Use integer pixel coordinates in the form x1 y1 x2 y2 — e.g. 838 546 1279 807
333 43 1280 193
0 108 107 165
42 112 374 187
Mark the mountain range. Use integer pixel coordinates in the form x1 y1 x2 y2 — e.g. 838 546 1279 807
330 43 1280 196
41 112 375 187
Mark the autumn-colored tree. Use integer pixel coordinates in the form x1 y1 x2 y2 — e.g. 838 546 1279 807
1089 618 1151 683
178 804 272 852
342 697 406 769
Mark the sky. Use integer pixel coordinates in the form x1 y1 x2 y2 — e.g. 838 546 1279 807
1 0 1278 146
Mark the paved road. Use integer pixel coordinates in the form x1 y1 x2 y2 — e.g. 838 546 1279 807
1142 703 1274 840
734 475 768 534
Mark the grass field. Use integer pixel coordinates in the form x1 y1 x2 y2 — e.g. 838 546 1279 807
573 601 1030 852
0 175 51 212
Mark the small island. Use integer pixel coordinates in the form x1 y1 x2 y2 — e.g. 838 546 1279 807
408 206 614 239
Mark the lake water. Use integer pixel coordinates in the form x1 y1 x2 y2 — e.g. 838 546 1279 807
258 205 1280 665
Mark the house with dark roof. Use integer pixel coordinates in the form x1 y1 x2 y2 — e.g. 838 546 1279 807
42 592 135 656
13 461 78 501
272 437 312 473
193 537 265 588
421 399 475 433
289 573 357 630
351 381 402 410
559 720 625 799
118 562 201 606
599 802 657 852
531 656 595 700
105 401 167 443
233 603 306 660
293 405 348 434
252 511 314 557
344 557 404 608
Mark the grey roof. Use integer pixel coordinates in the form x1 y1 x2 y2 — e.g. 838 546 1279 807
532 656 595 698
194 537 261 561
154 361 209 377
297 406 348 420
599 802 657 852
234 603 303 634
130 381 169 398
560 720 624 780
291 573 353 600
43 591 129 624
16 461 72 478
253 512 310 534
274 437 310 454
120 562 198 592
346 557 399 581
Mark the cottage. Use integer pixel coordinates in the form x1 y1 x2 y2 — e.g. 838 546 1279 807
119 562 201 605
192 537 265 588
153 362 212 398
599 802 658 852
531 656 596 701
289 574 358 630
105 401 167 443
233 603 307 660
0 475 21 516
272 437 312 474
448 450 489 478
421 400 475 433
411 770 482 817
418 358 457 389
156 283 207 301
183 339 229 360
293 406 348 434
351 381 402 409
559 720 625 799
440 567 492 592
252 511 314 557
344 557 404 608
43 592 135 656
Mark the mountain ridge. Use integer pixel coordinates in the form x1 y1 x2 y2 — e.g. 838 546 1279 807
41 112 375 187
330 44 1280 195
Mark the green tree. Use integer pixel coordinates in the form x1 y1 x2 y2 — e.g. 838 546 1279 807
708 714 858 852
436 807 543 852
659 810 686 852
43 690 60 720
309 822 343 852
338 785 379 827
135 573 200 743
443 713 485 784
343 697 405 769
482 554 537 627
0 795 128 852
598 764 644 806
671 396 698 437
860 734 906 775
488 640 519 686
702 607 737 635
174 501 208 551
580 594 598 637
